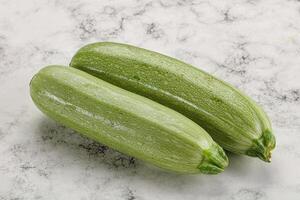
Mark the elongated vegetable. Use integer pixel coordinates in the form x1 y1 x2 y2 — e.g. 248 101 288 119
30 65 228 174
70 42 276 162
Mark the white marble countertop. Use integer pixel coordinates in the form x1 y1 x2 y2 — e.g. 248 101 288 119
1 0 300 199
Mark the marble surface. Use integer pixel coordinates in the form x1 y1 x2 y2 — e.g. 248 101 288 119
0 0 300 199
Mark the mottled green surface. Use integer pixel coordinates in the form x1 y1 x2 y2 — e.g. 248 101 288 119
30 65 228 174
70 42 276 161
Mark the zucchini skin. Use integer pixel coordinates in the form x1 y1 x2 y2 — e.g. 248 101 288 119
30 65 228 174
70 42 276 161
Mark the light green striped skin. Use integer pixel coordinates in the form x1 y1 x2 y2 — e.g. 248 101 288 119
30 66 228 174
70 42 276 162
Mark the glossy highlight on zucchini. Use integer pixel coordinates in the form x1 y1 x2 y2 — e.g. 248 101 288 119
70 42 276 162
30 65 228 174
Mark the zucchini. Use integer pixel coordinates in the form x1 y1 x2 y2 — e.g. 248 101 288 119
30 65 228 174
70 42 276 162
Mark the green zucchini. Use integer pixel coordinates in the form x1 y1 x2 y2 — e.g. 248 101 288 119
70 42 276 162
30 65 228 174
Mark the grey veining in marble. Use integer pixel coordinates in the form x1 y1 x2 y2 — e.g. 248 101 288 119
1 0 300 199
